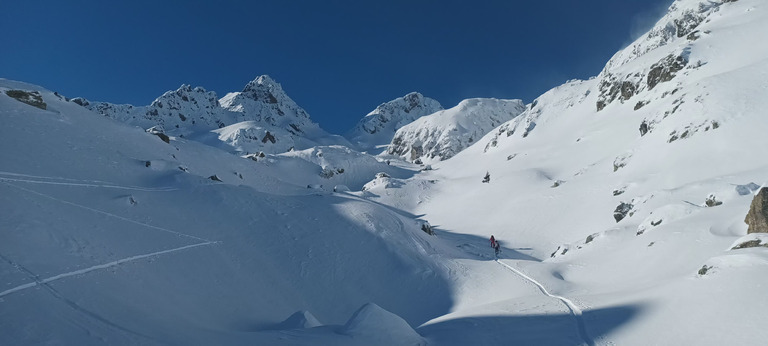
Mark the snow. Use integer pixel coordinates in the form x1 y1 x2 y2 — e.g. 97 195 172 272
278 145 414 191
2 0 768 344
340 303 425 345
388 98 525 163
271 310 323 330
345 92 443 153
0 83 450 345
76 75 350 155
361 0 768 344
